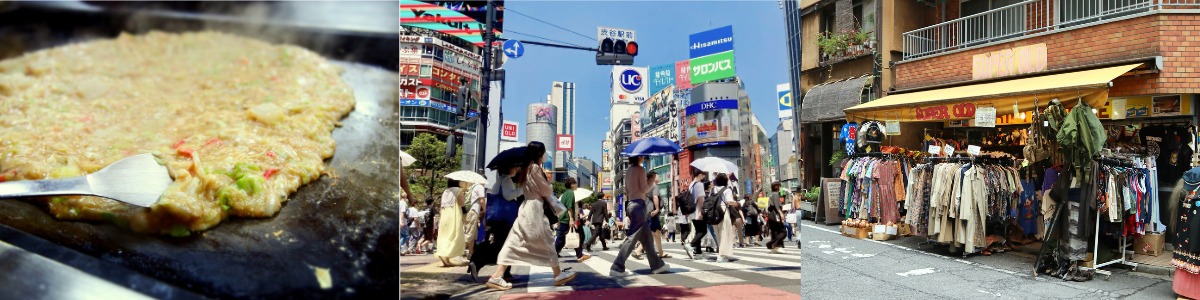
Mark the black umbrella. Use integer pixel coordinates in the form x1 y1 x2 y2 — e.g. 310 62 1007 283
487 146 527 170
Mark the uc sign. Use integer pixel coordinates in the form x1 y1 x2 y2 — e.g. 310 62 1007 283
619 69 643 93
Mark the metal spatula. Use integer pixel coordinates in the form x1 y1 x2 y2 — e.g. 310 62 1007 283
0 154 172 207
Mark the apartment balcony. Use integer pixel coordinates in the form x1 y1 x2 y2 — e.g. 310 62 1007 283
902 0 1200 61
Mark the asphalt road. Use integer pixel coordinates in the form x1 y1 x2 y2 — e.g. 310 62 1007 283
800 221 1177 299
401 235 801 299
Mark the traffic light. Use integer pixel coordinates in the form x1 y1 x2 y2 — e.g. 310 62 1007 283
456 78 470 120
445 134 458 157
596 37 637 66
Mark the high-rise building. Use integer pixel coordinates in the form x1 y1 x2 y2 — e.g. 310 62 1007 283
548 81 576 170
781 0 804 188
526 102 558 169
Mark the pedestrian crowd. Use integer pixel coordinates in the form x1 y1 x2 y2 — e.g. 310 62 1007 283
398 141 804 291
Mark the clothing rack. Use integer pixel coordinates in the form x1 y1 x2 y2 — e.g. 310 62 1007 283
1083 155 1141 277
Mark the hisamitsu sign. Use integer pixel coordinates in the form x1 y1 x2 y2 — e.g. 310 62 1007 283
688 25 734 59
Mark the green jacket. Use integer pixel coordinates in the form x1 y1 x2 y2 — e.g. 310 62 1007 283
1056 102 1106 168
559 190 575 224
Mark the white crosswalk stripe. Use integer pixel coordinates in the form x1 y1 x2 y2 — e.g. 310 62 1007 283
617 252 746 284
661 249 802 280
526 265 573 293
578 252 666 287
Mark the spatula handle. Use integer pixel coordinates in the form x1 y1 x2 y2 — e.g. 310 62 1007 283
0 176 91 199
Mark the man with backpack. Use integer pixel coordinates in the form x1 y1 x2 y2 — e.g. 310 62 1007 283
674 186 695 248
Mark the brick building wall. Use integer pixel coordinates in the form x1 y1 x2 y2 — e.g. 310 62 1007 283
893 14 1200 96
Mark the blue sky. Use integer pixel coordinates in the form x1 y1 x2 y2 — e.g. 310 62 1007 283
500 1 788 161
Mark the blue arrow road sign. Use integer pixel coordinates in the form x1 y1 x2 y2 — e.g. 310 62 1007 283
503 39 524 59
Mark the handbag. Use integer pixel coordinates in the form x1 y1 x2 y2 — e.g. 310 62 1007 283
485 193 521 224
583 224 593 243
564 228 581 249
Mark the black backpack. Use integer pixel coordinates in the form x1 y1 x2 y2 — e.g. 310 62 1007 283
676 185 697 215
703 187 729 225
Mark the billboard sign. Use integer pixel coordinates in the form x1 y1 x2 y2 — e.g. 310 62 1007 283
689 50 735 84
556 134 574 151
640 88 674 133
688 25 734 59
684 99 740 147
400 99 479 118
611 66 648 104
501 120 519 141
675 60 692 89
532 103 556 123
400 0 504 46
777 83 793 120
648 63 675 95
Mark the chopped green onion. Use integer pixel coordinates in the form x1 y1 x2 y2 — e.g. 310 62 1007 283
167 225 191 237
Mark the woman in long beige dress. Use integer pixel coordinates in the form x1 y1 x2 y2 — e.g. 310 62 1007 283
435 179 468 267
485 142 576 290
714 173 738 262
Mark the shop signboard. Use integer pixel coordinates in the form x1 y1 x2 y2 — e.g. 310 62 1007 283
914 102 977 121
675 60 692 89
684 99 740 147
688 25 734 59
972 43 1047 80
612 66 649 104
399 99 479 118
501 120 519 141
556 134 574 151
777 83 792 120
649 63 675 95
689 50 735 84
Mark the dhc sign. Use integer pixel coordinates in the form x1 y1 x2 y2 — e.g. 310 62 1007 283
685 99 738 115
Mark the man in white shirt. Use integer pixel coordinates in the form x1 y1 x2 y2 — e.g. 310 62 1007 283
464 183 486 258
400 197 411 255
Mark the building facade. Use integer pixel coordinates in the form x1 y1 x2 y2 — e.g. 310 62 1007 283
549 81 576 170
400 27 484 163
791 0 930 188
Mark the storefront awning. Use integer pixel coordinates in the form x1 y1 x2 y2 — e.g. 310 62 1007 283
843 64 1142 122
800 76 871 123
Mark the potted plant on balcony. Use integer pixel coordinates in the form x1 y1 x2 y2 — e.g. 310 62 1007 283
817 29 875 62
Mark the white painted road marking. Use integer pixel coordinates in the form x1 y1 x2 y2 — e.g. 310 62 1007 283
896 268 937 277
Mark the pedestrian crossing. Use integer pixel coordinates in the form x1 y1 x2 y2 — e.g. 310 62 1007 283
507 244 801 295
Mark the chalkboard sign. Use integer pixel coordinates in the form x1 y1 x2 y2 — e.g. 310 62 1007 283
820 178 844 225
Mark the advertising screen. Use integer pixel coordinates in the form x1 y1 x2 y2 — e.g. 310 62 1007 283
684 99 740 147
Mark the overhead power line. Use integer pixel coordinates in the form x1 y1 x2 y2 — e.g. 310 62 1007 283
504 7 595 44
506 30 587 48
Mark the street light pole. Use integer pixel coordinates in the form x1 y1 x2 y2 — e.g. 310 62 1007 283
475 0 496 174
